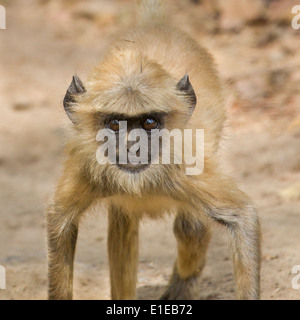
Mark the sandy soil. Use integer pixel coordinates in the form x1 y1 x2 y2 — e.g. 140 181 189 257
0 0 300 300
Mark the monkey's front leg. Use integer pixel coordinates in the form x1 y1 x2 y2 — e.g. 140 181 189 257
47 205 78 300
108 205 139 300
200 181 261 299
47 171 97 300
208 204 261 299
168 178 261 300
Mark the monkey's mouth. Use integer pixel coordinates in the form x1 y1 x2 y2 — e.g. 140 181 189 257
116 163 150 173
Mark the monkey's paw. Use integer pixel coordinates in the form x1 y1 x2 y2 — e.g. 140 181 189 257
160 273 201 300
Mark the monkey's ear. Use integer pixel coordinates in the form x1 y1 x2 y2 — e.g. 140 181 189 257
63 75 86 124
176 74 197 115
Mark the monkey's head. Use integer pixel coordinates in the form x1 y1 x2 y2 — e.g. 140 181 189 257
63 49 197 196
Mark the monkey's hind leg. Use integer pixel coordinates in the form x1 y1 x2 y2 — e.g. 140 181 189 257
108 205 139 300
161 211 211 300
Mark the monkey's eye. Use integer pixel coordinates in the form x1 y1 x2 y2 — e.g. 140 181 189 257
142 118 158 131
108 119 120 131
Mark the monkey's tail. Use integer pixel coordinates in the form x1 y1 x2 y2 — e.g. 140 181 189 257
137 0 165 26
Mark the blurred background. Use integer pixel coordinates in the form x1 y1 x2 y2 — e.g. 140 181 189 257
0 0 299 300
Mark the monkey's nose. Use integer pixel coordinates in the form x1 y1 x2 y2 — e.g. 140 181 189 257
127 141 140 154
127 147 141 157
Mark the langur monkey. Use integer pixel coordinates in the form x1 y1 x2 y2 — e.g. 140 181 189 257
47 0 261 300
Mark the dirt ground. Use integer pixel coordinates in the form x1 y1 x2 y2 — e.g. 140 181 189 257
0 0 300 300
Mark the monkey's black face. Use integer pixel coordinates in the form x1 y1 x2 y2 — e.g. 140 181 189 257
63 74 197 175
99 112 166 174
